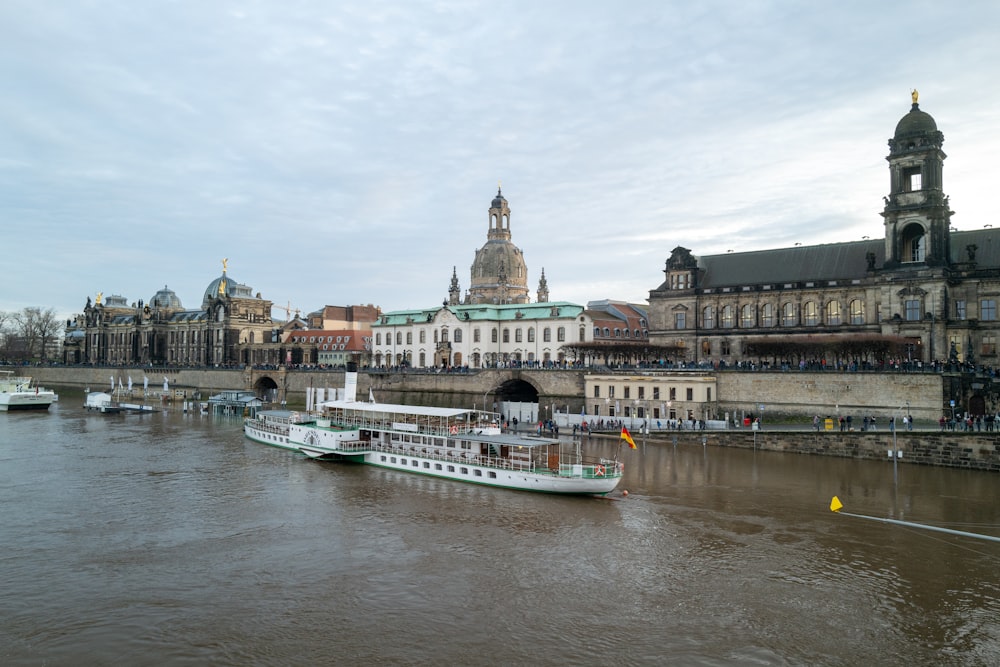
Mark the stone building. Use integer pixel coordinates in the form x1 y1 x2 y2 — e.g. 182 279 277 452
63 263 278 367
648 93 1000 367
448 188 547 306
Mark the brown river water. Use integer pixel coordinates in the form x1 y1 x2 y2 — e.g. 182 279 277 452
2 395 999 666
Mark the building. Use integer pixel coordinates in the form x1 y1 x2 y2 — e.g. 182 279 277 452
584 373 717 423
63 262 279 367
372 302 590 369
283 328 373 367
648 92 1000 367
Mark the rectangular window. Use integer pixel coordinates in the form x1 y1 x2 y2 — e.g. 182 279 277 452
473 328 480 343
593 386 600 398
686 388 693 401
638 387 645 400
955 300 966 320
624 387 631 399
653 387 660 400
503 329 510 343
707 387 711 402
669 387 676 401
982 335 996 356
981 300 997 321
674 312 686 329
905 299 921 321
608 386 615 398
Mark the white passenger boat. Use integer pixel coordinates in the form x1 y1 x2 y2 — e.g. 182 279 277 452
244 371 624 495
0 371 56 411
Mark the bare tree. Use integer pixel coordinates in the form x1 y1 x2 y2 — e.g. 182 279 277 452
9 307 61 361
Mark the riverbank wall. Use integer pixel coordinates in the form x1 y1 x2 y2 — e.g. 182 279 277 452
618 430 1000 472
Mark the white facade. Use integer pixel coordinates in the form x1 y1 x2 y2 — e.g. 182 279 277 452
372 303 593 369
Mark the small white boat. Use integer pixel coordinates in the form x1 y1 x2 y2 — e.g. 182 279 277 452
0 371 56 411
84 392 157 414
245 369 624 496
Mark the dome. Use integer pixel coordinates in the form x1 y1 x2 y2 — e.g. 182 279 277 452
150 285 182 309
202 273 256 309
894 104 938 139
469 240 530 303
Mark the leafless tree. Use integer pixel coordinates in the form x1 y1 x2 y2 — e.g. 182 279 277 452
8 307 61 361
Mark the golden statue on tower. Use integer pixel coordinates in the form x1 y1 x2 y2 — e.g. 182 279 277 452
911 89 919 104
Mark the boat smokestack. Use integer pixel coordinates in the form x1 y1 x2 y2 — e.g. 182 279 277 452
344 362 358 402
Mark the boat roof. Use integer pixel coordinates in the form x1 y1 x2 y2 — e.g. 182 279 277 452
319 399 483 419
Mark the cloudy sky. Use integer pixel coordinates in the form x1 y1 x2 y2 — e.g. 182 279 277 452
3 1 1000 323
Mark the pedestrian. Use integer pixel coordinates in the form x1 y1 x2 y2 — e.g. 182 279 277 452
889 416 895 432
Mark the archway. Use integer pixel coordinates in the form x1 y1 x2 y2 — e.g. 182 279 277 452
253 376 279 403
490 378 541 429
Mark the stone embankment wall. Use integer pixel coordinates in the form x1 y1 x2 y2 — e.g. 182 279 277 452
633 430 1000 472
716 372 942 421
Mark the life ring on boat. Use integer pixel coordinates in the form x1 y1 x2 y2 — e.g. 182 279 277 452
594 464 605 477
449 425 459 435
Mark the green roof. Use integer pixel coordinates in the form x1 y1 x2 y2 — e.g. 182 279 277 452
375 302 584 327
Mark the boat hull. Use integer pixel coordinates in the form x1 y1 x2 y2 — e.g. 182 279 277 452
0 393 55 411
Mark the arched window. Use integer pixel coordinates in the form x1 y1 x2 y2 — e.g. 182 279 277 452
740 304 754 328
454 329 462 343
902 223 926 262
557 327 566 341
396 332 402 345
782 303 797 327
826 301 842 326
850 299 865 325
528 327 535 342
721 305 734 328
491 328 498 343
803 302 819 326
702 306 714 329
761 303 775 327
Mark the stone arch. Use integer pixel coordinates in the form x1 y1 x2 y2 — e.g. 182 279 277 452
253 375 279 403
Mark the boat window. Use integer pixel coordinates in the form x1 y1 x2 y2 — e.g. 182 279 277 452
423 462 430 469
488 471 497 479
461 467 469 475
447 465 455 472
381 456 387 462
474 470 482 477
412 460 419 467
435 464 442 470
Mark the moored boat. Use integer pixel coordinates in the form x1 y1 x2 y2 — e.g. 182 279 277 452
244 370 624 495
0 371 56 411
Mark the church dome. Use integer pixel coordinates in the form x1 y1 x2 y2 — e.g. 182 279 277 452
150 285 182 309
894 104 938 139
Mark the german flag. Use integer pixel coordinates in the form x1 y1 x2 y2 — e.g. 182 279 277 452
621 426 637 449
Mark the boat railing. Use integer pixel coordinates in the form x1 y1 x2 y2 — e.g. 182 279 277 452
330 440 623 478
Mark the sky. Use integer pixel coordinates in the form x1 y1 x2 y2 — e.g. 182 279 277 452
3 1 1000 324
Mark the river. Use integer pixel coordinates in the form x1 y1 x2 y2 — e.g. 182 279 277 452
2 394 999 666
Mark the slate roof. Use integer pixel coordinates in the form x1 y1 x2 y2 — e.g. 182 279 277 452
682 229 1000 290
